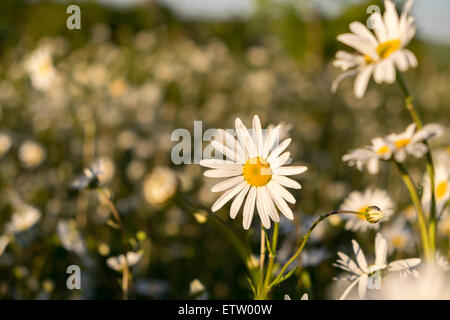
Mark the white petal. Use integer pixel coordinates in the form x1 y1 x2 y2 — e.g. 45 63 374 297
375 233 388 267
352 240 368 272
235 119 257 159
204 169 242 178
217 129 246 164
267 138 291 163
200 159 239 169
256 187 271 229
261 187 280 222
271 174 301 189
268 181 296 204
211 140 239 162
273 166 307 176
339 277 361 300
243 186 257 230
267 181 294 220
262 125 281 159
358 274 368 299
252 115 264 157
354 65 374 98
230 184 250 219
211 176 244 192
269 152 291 170
211 181 247 212
349 21 378 46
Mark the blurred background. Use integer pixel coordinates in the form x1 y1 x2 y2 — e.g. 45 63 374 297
0 0 448 299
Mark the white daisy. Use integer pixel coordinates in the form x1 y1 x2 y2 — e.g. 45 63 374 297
422 164 449 215
387 123 444 162
6 205 41 234
381 217 415 254
200 115 307 230
333 233 421 300
284 293 308 300
342 136 392 175
332 0 417 98
24 46 58 91
106 251 143 272
340 188 394 232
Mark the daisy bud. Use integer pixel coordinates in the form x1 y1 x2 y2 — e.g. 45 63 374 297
364 206 384 224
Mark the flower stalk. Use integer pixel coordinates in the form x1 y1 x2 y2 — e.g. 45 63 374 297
397 72 437 259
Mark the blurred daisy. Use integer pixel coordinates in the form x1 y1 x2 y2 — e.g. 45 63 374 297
340 188 394 232
200 115 307 230
381 217 415 254
0 235 10 257
386 123 444 162
25 46 58 91
422 164 449 215
142 166 178 206
333 233 421 300
376 264 450 299
6 205 41 234
342 137 392 175
284 293 308 300
57 219 86 257
70 160 104 190
106 251 143 272
18 140 46 168
332 0 417 98
436 252 449 272
0 133 12 157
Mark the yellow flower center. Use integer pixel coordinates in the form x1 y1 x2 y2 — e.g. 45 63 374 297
392 235 406 248
364 39 401 63
394 138 411 149
377 145 390 155
376 39 401 59
38 61 51 74
243 157 272 187
436 181 448 199
358 205 369 220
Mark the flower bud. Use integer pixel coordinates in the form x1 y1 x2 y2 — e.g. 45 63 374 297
364 206 384 224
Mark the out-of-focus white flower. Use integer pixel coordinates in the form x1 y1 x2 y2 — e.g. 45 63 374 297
386 123 444 162
333 233 421 300
18 140 46 168
381 217 415 254
57 220 86 257
25 47 58 91
142 167 178 206
0 235 10 257
0 133 12 157
342 137 392 175
422 163 449 215
332 0 417 98
436 252 449 272
71 158 114 190
6 205 41 234
374 264 450 299
284 293 308 300
106 251 143 272
200 115 307 230
340 188 394 232
189 279 205 296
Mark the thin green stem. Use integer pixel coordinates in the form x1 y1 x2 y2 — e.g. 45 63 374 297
397 72 437 258
393 160 431 260
257 223 279 299
257 226 266 298
268 210 364 289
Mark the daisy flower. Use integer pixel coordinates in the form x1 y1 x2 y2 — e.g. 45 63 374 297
6 205 41 234
381 217 415 254
24 46 58 91
422 164 449 215
342 136 392 175
340 188 394 232
332 0 417 98
200 115 307 230
106 251 143 272
333 233 421 300
284 293 308 300
387 123 444 162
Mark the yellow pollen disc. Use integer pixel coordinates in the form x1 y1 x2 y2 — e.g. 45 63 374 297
376 39 401 60
364 54 374 64
357 206 369 220
392 235 405 248
243 157 272 187
39 61 51 74
394 138 411 149
377 145 390 155
436 181 448 199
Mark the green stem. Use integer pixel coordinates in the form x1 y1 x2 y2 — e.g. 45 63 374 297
268 210 364 289
397 72 437 258
257 226 266 298
257 223 279 300
393 160 431 260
